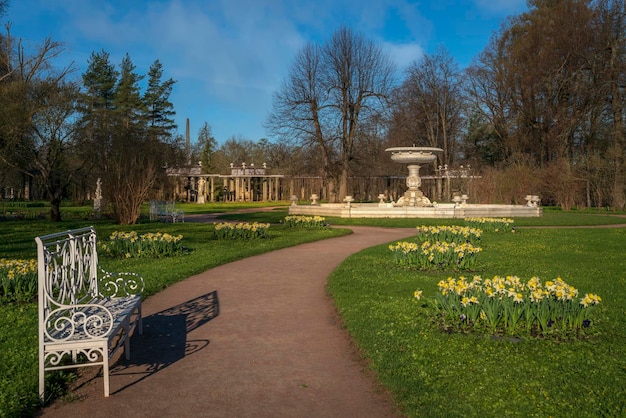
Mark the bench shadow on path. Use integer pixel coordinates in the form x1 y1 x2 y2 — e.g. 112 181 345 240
107 290 219 394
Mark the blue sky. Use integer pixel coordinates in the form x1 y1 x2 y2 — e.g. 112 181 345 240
5 0 527 144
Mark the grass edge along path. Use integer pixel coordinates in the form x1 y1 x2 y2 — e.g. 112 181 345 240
327 226 626 417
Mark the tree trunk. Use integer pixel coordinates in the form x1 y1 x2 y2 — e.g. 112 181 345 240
338 164 349 201
49 196 62 222
610 104 625 208
326 177 337 203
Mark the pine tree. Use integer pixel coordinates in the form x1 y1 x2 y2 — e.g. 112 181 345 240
114 53 145 130
144 59 176 142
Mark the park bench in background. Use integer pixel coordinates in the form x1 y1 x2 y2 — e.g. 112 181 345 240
149 200 185 223
35 226 144 403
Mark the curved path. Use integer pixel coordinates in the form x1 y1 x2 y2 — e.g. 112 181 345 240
40 226 417 418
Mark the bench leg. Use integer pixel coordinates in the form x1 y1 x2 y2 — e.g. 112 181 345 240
103 342 110 397
124 334 131 360
39 350 45 404
138 305 143 335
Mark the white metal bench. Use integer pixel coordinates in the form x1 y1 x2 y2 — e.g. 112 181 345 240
35 226 144 403
149 200 185 223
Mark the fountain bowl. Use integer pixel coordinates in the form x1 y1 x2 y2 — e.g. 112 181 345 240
386 147 443 164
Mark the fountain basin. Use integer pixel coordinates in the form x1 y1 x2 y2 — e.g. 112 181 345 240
289 203 542 218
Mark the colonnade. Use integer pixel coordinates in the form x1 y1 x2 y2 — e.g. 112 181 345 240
167 165 285 203
222 175 283 202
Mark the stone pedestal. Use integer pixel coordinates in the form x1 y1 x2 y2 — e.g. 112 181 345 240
386 147 442 207
403 164 432 206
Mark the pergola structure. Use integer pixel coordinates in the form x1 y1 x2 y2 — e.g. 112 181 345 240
166 162 284 203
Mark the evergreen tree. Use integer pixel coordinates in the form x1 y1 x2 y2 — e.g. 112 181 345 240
82 49 118 115
114 53 145 130
144 59 176 142
79 50 119 176
193 122 217 173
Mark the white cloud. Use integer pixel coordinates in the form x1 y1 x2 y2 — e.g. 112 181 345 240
143 1 304 105
382 42 425 71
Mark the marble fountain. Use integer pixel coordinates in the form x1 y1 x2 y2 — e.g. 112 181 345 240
288 146 542 219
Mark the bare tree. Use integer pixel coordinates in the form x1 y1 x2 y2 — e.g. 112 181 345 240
464 35 515 166
324 27 395 199
267 27 395 201
266 43 338 198
30 80 85 220
463 0 626 208
391 46 463 167
0 25 79 219
596 0 626 209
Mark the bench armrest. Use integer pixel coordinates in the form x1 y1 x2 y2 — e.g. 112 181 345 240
44 304 115 342
98 268 145 298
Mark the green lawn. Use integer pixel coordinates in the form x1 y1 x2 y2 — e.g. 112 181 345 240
1 207 625 417
327 226 626 417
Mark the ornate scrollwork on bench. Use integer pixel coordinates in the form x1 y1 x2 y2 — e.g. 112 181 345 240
99 269 145 298
44 304 115 341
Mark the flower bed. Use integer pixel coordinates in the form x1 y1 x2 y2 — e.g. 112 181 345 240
0 258 37 302
389 240 482 270
99 231 185 258
391 224 483 270
416 275 602 338
415 225 482 244
465 217 514 232
214 222 270 239
282 215 327 229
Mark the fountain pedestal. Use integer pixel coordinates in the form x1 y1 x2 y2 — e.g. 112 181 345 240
404 164 431 206
386 147 443 207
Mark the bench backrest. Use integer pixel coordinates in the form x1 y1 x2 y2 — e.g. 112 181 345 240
149 200 162 220
35 226 100 315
